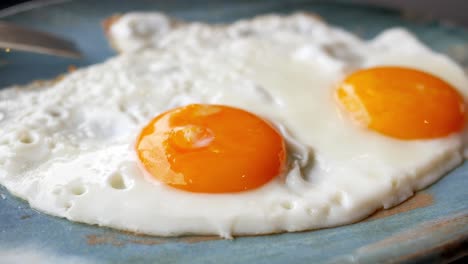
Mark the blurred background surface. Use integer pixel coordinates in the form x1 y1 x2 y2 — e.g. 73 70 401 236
353 0 468 27
1 0 468 27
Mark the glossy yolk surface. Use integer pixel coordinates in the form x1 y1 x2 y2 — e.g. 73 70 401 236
336 66 466 139
136 104 286 193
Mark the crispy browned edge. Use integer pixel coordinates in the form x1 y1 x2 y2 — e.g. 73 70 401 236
102 14 124 53
101 13 186 53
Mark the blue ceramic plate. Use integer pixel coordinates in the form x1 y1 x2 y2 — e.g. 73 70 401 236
0 1 467 263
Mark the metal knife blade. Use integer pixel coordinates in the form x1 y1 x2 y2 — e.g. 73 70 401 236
0 21 81 58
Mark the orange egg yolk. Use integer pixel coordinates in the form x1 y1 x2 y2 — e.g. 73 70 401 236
136 104 286 193
336 66 466 139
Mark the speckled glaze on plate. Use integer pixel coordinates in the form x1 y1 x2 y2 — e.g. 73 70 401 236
0 0 467 263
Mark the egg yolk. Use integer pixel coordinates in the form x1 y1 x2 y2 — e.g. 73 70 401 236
136 104 286 193
336 66 466 139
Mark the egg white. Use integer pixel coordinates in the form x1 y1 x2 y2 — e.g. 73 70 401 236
0 13 466 237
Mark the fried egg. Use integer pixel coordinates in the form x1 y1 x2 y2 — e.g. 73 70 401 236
0 13 467 238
